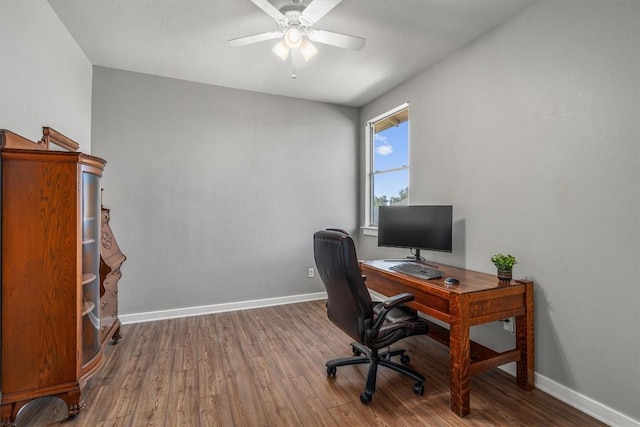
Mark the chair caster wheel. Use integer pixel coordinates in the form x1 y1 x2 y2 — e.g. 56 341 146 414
360 392 372 404
352 346 362 356
400 354 410 365
413 382 424 396
327 366 337 377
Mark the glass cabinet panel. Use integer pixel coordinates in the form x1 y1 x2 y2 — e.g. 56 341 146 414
81 170 101 365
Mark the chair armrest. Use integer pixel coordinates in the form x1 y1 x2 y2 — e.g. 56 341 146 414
371 293 415 331
382 293 414 309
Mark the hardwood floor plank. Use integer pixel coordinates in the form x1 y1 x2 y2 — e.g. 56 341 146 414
94 414 134 427
92 341 130 387
173 317 198 372
280 375 340 427
334 363 419 427
196 314 220 344
244 307 290 356
102 371 147 420
196 314 224 373
127 348 173 426
262 349 303 380
174 343 198 373
14 301 608 427
298 304 354 351
198 357 227 398
327 402 372 427
215 312 269 426
123 320 176 426
128 379 170 426
247 355 303 426
165 369 200 426
230 309 266 359
292 343 352 409
199 393 234 427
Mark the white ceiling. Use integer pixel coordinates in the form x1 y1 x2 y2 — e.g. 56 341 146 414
47 0 535 107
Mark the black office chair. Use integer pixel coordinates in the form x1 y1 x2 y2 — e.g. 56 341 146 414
313 229 429 404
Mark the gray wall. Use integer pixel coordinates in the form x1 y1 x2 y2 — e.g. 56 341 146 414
359 0 639 422
0 0 92 150
91 67 359 315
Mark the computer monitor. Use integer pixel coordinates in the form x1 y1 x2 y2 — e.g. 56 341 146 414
378 205 453 262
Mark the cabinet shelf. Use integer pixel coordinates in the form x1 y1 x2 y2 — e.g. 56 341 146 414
82 301 95 316
82 273 96 285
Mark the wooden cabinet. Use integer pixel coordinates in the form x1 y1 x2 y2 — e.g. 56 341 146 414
0 130 107 425
99 206 126 345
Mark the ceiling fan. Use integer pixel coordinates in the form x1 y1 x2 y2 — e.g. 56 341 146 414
229 0 365 71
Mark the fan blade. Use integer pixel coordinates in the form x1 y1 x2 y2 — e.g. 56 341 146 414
250 0 284 20
308 30 365 50
229 31 283 47
301 0 342 24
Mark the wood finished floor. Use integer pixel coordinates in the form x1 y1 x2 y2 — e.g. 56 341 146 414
15 300 606 426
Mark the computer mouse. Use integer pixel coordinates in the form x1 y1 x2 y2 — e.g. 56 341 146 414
444 277 459 285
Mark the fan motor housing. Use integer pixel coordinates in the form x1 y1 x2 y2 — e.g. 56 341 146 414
278 8 308 31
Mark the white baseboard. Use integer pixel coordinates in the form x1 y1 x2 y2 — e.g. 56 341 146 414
119 291 639 427
530 369 639 427
119 291 327 324
498 364 638 426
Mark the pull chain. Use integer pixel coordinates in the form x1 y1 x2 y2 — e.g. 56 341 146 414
291 54 296 79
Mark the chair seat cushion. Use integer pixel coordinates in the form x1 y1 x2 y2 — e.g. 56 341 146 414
370 302 429 349
373 302 418 323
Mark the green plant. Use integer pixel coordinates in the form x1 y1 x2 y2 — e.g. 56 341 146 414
491 253 517 271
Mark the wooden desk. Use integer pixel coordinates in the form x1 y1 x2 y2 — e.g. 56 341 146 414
360 260 534 417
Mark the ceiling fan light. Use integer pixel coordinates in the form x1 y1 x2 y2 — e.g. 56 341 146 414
300 39 318 61
284 27 302 49
272 40 290 61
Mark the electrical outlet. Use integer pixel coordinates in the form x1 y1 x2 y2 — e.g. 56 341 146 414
308 268 314 278
503 317 514 334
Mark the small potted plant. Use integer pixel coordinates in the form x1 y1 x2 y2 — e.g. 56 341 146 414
491 253 517 282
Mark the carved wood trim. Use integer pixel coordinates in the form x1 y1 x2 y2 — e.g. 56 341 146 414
0 129 47 150
41 127 80 152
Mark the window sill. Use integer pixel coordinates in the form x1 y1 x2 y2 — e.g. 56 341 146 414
361 226 378 237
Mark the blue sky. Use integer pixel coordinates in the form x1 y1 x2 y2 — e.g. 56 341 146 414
373 121 409 200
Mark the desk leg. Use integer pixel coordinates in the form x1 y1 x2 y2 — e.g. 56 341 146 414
449 294 471 417
516 281 535 391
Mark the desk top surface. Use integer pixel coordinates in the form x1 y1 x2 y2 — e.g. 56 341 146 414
361 260 529 295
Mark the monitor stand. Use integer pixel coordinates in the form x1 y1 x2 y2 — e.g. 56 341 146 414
382 249 439 268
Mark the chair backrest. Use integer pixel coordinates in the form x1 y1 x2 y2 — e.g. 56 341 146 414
313 229 374 342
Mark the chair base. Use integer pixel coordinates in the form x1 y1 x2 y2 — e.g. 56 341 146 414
326 342 425 404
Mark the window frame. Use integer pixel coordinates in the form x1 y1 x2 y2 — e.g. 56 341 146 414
363 102 410 236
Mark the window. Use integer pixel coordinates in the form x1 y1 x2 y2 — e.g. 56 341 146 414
365 103 409 229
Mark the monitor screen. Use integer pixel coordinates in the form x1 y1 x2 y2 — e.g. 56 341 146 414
378 205 453 257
